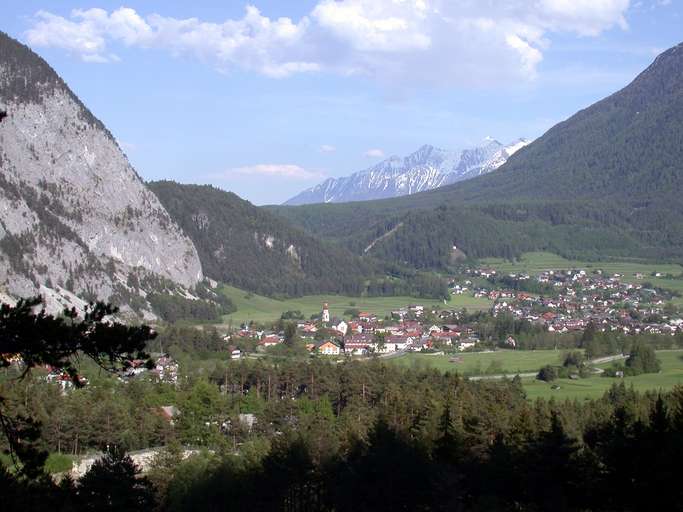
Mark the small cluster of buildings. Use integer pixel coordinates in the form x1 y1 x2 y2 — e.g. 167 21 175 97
41 354 180 392
230 303 480 357
466 268 683 336
226 267 682 358
45 366 88 391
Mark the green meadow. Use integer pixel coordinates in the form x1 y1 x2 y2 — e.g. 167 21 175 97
389 349 683 400
523 350 683 401
220 285 492 324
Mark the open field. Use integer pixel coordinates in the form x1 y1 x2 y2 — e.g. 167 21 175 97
523 350 683 400
220 286 492 324
388 349 569 375
389 349 683 400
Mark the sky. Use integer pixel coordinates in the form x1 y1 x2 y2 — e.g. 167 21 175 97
2 0 681 204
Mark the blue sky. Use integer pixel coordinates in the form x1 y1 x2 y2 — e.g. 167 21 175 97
2 1 681 204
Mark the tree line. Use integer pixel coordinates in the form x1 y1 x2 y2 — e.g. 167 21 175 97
3 299 683 510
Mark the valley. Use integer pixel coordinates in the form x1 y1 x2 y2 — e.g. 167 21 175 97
219 285 492 324
1 10 683 510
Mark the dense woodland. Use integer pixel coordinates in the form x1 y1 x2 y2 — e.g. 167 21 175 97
271 197 683 269
3 356 683 511
149 181 376 297
149 181 449 300
2 303 683 510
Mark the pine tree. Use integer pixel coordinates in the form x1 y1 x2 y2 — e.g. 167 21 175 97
76 448 156 510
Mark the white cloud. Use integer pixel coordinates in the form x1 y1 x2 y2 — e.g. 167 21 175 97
535 0 630 35
364 148 385 158
226 164 323 180
311 0 431 52
24 1 632 85
320 144 336 153
26 5 318 76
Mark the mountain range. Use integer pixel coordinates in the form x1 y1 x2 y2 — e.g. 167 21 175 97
271 41 683 268
2 28 683 315
285 138 530 205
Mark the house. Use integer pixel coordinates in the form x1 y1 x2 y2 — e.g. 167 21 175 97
430 331 454 345
302 323 318 333
387 335 410 351
317 340 341 356
152 356 179 384
230 349 241 360
158 405 180 425
345 341 370 356
402 320 421 332
457 339 477 351
260 335 281 347
391 309 408 319
348 321 363 334
335 320 349 336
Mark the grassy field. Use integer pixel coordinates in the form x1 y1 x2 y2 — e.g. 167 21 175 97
523 350 683 401
481 251 683 304
388 349 568 375
389 349 683 400
220 286 492 324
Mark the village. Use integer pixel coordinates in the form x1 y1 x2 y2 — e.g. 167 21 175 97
31 266 683 390
471 267 683 336
226 266 683 358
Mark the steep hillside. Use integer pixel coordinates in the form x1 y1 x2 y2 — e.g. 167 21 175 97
148 181 377 297
270 42 683 268
285 139 529 205
437 42 683 204
0 32 203 314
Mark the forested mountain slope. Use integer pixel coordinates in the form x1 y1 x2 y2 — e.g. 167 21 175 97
269 42 683 268
149 181 377 297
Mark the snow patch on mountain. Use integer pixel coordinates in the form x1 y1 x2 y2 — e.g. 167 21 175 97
285 138 531 205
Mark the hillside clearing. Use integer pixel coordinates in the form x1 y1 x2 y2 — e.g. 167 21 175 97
220 285 491 324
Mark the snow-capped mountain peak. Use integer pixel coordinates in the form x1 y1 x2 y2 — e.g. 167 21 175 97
284 138 531 205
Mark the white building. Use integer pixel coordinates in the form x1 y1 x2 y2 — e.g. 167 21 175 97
336 320 348 336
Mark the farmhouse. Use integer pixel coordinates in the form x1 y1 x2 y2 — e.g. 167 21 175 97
317 340 341 356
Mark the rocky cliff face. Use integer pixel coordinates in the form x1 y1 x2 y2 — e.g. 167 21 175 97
0 32 202 311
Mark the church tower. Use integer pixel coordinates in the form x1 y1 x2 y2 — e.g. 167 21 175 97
322 303 330 323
